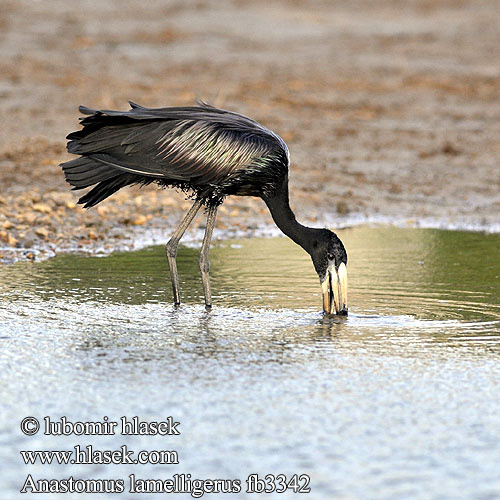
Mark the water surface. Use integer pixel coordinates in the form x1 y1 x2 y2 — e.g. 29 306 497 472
1 227 499 499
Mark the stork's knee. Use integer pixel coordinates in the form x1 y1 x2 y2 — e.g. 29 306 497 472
165 239 177 258
198 254 210 273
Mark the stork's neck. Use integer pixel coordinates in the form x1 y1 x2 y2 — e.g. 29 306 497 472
263 178 318 254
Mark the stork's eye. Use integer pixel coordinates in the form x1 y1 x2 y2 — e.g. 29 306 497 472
327 253 334 261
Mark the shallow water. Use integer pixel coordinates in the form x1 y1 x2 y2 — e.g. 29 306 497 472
1 227 500 499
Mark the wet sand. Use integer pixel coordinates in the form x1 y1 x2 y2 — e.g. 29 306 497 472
0 0 499 262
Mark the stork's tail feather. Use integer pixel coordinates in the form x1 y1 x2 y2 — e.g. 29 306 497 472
60 157 139 208
77 173 138 209
61 157 120 189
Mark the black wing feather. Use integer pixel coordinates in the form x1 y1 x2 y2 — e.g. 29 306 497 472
61 102 289 206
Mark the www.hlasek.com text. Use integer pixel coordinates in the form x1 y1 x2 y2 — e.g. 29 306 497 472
21 445 178 465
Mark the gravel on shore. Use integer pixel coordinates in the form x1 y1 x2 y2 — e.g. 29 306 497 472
1 0 499 263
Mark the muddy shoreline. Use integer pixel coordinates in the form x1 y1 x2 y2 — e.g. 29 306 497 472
1 0 499 263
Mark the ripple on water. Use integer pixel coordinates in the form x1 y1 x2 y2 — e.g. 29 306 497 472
1 227 500 499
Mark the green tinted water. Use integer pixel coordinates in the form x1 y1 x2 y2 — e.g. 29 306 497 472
3 227 500 320
1 227 500 499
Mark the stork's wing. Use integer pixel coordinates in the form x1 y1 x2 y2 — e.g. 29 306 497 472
66 102 288 186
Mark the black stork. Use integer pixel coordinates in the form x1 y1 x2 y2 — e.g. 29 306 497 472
60 102 348 315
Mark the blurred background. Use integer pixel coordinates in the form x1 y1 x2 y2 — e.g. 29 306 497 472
0 0 499 260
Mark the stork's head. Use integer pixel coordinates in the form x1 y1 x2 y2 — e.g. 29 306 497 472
309 229 348 316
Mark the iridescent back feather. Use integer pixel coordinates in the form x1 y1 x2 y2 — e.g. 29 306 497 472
61 102 289 207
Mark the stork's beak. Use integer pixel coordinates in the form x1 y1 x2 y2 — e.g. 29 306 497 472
321 262 348 315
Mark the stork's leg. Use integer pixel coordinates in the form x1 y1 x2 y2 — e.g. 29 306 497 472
165 199 203 305
199 205 218 309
